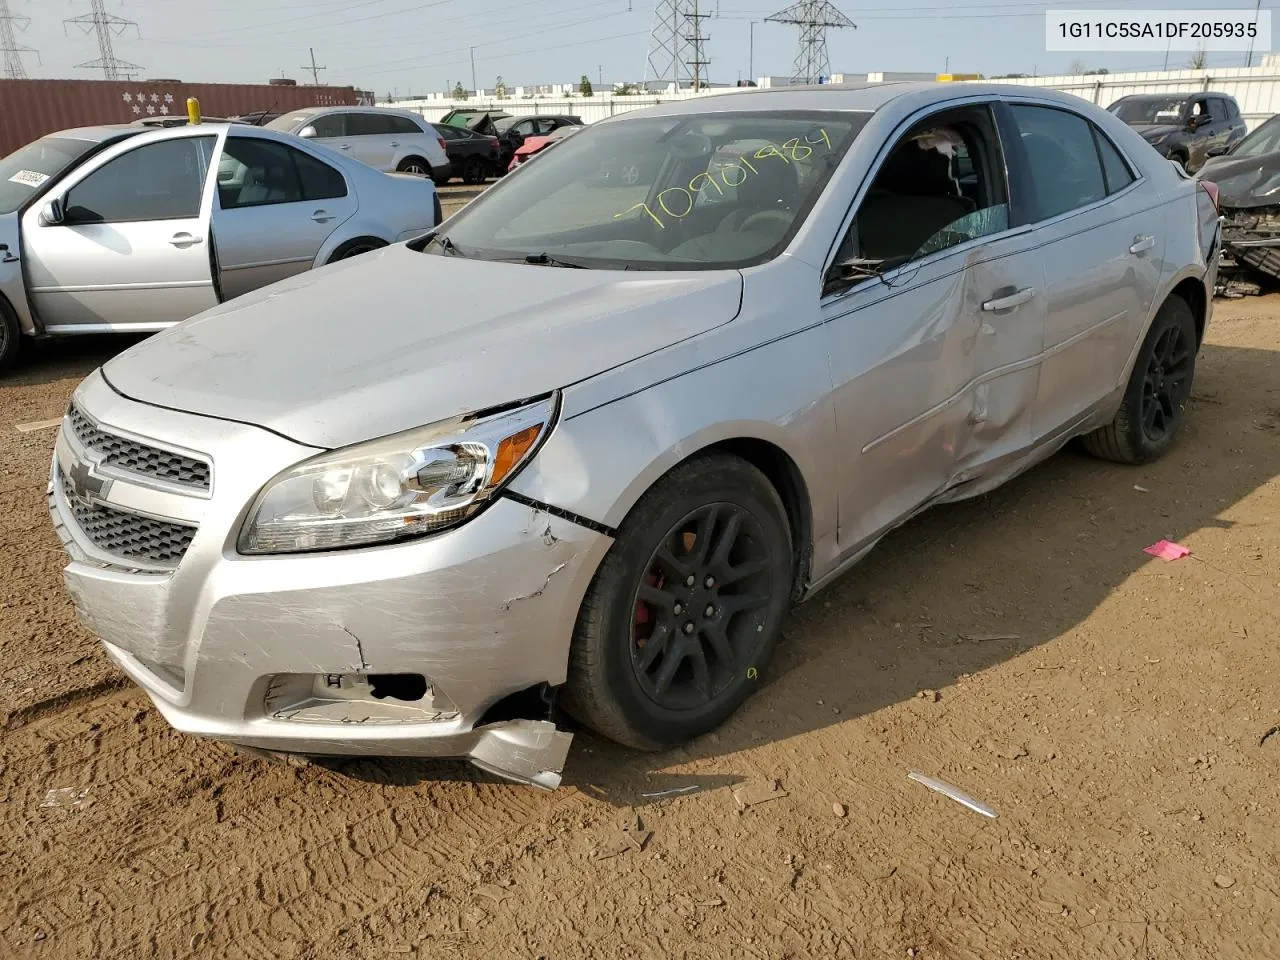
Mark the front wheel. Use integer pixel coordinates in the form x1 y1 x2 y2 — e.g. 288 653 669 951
461 156 486 185
0 298 19 373
564 453 794 750
1082 295 1197 464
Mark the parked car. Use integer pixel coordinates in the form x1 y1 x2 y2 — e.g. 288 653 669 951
506 124 583 173
0 123 440 369
432 123 501 184
49 84 1219 789
1108 92 1246 173
1197 113 1280 280
493 114 583 168
265 107 452 184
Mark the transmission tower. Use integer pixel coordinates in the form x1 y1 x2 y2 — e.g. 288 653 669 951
645 0 693 89
765 0 855 85
65 0 142 81
684 0 709 90
0 0 38 79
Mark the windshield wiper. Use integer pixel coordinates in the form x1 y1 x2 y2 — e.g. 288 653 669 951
412 231 467 257
524 252 588 268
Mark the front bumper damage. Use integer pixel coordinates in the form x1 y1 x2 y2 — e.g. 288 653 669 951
1219 206 1280 285
48 372 612 789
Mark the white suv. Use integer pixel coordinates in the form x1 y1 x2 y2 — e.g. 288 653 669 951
266 107 451 184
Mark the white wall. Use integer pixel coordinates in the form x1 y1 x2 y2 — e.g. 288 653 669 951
388 87 741 125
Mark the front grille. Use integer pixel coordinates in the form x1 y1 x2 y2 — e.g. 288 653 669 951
68 404 211 492
61 474 196 565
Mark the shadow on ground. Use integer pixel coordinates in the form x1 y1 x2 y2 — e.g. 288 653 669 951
5 333 149 392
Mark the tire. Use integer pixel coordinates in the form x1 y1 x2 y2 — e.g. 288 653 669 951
327 237 387 263
461 156 486 185
563 453 794 750
1081 295 1197 465
0 296 19 373
396 156 433 179
1168 149 1189 171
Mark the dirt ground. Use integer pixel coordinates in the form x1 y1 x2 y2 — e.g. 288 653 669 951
2 294 1279 960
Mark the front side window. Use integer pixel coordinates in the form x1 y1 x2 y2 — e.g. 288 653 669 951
845 104 1009 267
431 110 866 270
310 114 347 138
1011 105 1107 221
65 136 215 223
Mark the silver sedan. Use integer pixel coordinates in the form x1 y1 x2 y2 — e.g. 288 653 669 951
50 83 1220 788
0 123 441 371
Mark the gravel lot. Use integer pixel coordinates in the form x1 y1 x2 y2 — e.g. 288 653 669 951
1 291 1278 960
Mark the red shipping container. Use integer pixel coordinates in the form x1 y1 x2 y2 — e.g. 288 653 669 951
0 79 374 156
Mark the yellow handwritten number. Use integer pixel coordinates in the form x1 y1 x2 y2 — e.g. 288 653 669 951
657 186 695 219
614 202 665 229
805 128 832 149
783 137 813 161
746 666 759 680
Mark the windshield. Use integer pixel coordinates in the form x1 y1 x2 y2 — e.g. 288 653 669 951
1111 98 1187 125
264 111 315 132
0 136 103 215
432 110 867 270
1230 116 1280 159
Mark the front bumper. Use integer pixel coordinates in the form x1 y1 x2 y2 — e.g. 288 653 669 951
49 372 611 787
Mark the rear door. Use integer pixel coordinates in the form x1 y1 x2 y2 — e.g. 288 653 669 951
346 112 398 171
1006 102 1165 442
21 130 220 332
211 134 356 300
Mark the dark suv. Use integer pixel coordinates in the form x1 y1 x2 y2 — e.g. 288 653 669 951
1108 92 1247 173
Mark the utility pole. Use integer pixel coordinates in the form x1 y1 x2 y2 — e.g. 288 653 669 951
598 64 603 87
684 0 709 90
749 20 756 83
0 0 38 80
1245 0 1262 67
301 47 326 85
65 0 141 81
469 46 476 96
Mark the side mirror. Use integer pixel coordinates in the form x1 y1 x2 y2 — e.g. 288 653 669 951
1187 115 1208 130
39 198 65 226
298 125 318 139
1206 144 1230 158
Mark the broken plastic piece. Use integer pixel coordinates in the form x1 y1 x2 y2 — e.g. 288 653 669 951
1144 539 1191 562
732 778 788 810
907 771 998 819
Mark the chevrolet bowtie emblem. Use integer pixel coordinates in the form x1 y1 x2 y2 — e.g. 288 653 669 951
67 458 112 506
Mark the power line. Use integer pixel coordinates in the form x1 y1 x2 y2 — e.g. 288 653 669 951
0 0 38 80
647 0 695 88
766 0 854 84
65 0 142 81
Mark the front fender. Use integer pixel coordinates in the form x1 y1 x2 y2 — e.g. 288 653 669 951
506 322 844 584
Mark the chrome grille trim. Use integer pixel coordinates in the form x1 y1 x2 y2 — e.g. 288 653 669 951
68 403 211 492
59 473 197 566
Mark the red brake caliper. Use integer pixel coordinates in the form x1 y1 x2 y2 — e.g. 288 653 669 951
634 571 664 645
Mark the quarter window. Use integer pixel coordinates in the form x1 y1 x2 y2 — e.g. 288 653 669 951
218 137 346 209
388 115 424 135
1010 105 1107 221
1092 128 1135 194
65 136 215 223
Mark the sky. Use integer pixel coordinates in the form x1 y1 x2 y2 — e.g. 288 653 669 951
6 0 1277 97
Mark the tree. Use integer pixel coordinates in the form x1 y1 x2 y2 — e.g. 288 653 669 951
452 81 468 100
494 76 509 99
1189 44 1208 70
1068 58 1088 75
580 74 594 97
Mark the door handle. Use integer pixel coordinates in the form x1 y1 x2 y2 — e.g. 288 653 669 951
0 243 17 263
311 210 335 223
981 286 1036 312
168 232 202 248
390 141 400 147
340 144 351 150
1129 235 1157 255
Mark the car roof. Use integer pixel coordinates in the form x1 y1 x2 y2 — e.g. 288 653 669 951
44 125 140 144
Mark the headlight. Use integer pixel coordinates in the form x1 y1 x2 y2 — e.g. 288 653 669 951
238 394 557 555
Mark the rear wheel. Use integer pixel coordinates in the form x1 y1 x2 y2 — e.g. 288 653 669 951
396 156 433 178
564 453 794 750
1082 295 1197 464
0 297 20 373
462 156 486 185
327 237 387 263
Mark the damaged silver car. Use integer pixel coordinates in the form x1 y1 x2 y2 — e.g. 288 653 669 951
50 83 1221 788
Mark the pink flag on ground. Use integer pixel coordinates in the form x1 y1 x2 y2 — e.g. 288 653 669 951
1144 539 1191 562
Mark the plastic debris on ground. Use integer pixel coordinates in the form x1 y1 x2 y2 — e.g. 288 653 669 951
907 772 999 819
1144 539 1191 562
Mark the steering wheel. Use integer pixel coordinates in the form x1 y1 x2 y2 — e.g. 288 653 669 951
737 209 792 233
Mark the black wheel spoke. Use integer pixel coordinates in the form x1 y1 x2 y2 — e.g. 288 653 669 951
718 591 771 617
720 556 769 587
652 639 687 696
653 546 692 582
687 507 719 566
637 582 676 613
707 511 742 573
701 620 737 667
635 620 672 673
688 643 712 697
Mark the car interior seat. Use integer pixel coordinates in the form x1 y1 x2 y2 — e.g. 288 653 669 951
856 138 975 261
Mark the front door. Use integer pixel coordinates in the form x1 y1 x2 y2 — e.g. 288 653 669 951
21 132 219 332
211 135 357 300
1006 104 1165 441
824 101 1046 553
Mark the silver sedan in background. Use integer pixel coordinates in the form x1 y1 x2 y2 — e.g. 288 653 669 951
0 123 440 371
50 84 1220 789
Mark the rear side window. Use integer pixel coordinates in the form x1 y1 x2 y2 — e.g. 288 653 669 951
293 149 347 200
435 125 463 141
218 137 347 208
348 113 395 136
1010 105 1106 221
1092 128 1134 194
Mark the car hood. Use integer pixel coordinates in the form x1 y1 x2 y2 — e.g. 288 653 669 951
1130 123 1180 140
102 244 744 449
1197 152 1280 208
